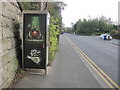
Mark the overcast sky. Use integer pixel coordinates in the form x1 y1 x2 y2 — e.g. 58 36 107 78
62 0 120 27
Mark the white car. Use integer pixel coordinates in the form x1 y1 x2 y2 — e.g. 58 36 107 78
100 34 112 40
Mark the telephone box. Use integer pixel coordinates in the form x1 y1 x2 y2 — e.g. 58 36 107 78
23 11 50 73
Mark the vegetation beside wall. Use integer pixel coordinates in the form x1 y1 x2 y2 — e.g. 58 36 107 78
47 2 64 62
110 30 120 39
49 16 60 61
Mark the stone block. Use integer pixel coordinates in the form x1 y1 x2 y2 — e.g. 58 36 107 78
11 38 16 48
0 38 2 53
2 38 12 51
0 53 2 68
2 17 13 28
2 62 13 82
12 57 18 70
0 2 2 15
0 29 2 38
2 51 11 66
0 68 3 89
0 61 2 69
2 60 17 87
2 3 18 20
10 48 16 58
2 72 15 88
0 5 2 38
2 27 14 38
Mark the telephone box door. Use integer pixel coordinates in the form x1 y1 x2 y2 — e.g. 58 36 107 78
23 11 49 69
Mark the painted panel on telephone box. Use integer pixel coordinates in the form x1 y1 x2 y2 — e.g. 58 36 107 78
23 13 48 69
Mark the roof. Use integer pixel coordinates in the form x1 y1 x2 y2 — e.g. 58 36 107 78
17 2 23 12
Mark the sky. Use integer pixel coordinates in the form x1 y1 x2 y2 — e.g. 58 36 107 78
61 0 120 27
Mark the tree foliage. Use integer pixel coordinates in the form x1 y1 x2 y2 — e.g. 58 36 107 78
20 2 40 10
47 2 63 29
73 16 114 35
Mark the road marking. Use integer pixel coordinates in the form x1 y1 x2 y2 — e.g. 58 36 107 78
77 48 113 88
65 35 119 88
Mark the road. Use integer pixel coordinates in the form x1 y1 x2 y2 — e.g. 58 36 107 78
65 33 119 85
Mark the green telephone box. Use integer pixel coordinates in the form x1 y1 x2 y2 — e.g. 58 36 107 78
23 11 50 74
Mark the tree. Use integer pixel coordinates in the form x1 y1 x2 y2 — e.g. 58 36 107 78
73 16 114 35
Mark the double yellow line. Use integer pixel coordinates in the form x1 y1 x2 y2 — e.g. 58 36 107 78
65 36 119 88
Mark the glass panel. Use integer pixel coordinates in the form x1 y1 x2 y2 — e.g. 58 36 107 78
25 15 44 41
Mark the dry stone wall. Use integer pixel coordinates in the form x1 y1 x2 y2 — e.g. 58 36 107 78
0 1 22 89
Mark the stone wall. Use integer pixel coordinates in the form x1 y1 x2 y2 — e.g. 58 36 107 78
0 1 22 89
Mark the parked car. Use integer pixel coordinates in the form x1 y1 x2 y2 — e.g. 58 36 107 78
100 34 112 40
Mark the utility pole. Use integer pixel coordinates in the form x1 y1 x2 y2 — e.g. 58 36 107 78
109 18 111 33
118 1 120 30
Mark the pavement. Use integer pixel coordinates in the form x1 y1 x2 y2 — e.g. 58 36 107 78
13 34 110 88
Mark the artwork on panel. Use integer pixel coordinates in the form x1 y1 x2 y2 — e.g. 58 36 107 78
26 16 44 41
27 49 42 64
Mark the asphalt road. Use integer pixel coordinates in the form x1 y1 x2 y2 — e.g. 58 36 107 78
65 33 119 85
13 34 107 88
